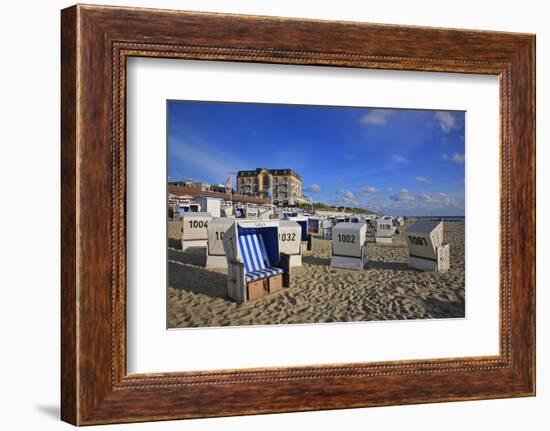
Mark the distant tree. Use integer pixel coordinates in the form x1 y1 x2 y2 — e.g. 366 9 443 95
299 201 376 214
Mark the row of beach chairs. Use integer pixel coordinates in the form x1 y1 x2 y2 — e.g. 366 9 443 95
175 213 450 304
177 213 310 270
175 214 309 303
330 220 450 272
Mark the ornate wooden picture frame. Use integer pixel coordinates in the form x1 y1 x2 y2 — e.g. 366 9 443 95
61 4 535 425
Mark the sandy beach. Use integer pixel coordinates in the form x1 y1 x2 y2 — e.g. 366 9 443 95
167 220 465 328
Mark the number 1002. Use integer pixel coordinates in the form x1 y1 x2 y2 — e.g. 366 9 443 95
337 234 356 243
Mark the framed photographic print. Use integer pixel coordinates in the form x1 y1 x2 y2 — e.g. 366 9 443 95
61 4 535 425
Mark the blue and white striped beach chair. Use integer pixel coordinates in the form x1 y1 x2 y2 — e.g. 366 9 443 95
223 220 291 303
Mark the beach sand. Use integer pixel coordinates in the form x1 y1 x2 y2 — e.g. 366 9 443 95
167 221 465 328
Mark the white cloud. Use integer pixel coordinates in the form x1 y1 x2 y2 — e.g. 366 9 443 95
169 136 243 182
360 186 379 195
339 189 355 200
390 188 415 201
365 190 464 216
417 192 452 206
387 186 393 192
418 193 433 202
305 184 322 193
437 192 452 205
435 111 459 133
360 109 391 125
334 189 362 207
414 176 432 184
443 153 465 164
389 154 407 164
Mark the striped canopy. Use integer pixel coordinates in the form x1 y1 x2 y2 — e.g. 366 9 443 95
238 233 283 282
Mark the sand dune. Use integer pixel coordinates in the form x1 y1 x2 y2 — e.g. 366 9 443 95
167 221 465 328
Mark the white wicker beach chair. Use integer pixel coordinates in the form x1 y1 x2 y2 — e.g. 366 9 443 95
375 219 396 244
196 195 222 218
235 206 245 218
223 220 291 303
308 216 320 235
279 220 302 267
180 212 212 251
288 216 312 252
205 217 234 269
220 205 234 217
406 220 450 271
330 222 368 270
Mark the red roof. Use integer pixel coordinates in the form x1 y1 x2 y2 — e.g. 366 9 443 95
168 185 271 205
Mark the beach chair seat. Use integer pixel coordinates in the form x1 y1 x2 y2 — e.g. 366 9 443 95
245 267 284 282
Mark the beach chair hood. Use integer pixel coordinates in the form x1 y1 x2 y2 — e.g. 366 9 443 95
288 216 309 242
279 220 302 255
207 217 234 256
375 219 395 238
181 212 212 241
406 220 444 260
332 222 367 258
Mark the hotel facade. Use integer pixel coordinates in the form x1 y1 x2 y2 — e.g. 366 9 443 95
236 168 307 207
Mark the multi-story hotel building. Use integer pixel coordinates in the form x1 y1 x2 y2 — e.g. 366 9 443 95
236 168 306 207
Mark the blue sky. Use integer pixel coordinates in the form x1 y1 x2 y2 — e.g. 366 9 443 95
167 101 465 216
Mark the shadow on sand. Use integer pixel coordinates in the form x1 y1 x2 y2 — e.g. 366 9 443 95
169 263 228 299
366 260 417 272
168 247 207 267
302 255 331 267
422 297 465 318
168 238 181 249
